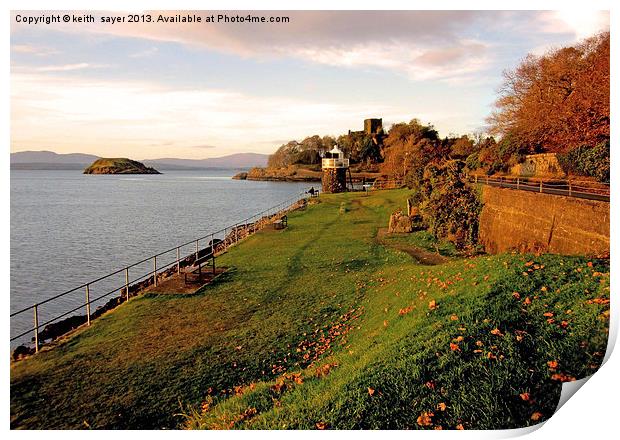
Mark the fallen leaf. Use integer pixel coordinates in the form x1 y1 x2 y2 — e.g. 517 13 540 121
551 373 576 382
437 402 447 411
428 300 437 310
520 392 530 401
450 343 461 352
490 328 504 336
368 387 375 396
456 424 464 430
450 314 459 321
316 421 328 430
531 412 543 421
417 411 434 427
547 360 558 369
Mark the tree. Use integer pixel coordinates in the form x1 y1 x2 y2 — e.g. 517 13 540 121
380 119 446 185
488 32 609 154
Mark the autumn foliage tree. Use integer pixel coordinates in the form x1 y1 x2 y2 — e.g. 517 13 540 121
380 119 448 186
488 31 609 154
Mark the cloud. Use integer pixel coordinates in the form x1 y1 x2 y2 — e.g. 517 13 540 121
129 46 159 58
11 44 59 56
538 10 609 40
10 73 419 158
36 63 109 72
12 10 491 82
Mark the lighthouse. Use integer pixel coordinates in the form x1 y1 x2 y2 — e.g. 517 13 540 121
321 146 349 193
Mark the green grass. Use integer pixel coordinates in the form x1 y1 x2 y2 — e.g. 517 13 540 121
382 229 459 257
10 190 609 430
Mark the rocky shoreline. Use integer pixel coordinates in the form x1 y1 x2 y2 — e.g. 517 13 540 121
233 166 382 183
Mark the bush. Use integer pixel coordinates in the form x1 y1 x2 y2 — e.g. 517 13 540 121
557 141 610 182
419 160 482 250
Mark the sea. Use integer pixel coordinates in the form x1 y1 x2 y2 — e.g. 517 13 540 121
10 169 313 345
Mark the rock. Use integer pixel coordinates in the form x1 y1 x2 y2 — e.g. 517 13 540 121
12 344 35 361
388 210 414 233
232 172 248 180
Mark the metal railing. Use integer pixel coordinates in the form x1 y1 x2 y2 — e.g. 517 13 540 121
10 190 313 351
371 179 405 190
469 174 610 202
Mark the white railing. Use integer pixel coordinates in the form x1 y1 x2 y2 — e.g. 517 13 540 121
322 158 349 168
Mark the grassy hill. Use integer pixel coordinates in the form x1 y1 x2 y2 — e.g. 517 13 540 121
83 158 160 174
10 190 609 429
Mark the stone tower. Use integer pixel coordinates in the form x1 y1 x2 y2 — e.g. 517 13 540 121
321 146 349 193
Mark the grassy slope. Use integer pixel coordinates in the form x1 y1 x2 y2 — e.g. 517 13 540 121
10 190 609 430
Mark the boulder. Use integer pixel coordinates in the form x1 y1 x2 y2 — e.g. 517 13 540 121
388 210 414 233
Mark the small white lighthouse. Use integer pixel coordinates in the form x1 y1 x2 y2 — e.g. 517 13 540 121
321 146 349 193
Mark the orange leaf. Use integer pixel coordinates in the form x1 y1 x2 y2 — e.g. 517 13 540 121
436 402 447 411
456 424 464 430
428 300 437 310
490 328 504 336
416 411 434 427
450 314 459 321
450 343 461 352
531 412 543 421
520 392 530 401
316 421 328 430
547 360 558 369
368 387 375 396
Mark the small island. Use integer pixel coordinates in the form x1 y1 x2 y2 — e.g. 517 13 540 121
83 158 161 174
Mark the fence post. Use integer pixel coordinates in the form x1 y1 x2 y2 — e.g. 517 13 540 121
33 304 39 353
85 284 91 326
125 267 130 301
195 240 199 261
486 176 489 185
539 179 543 193
211 233 215 255
153 256 157 287
176 247 180 273
568 181 572 197
516 177 520 190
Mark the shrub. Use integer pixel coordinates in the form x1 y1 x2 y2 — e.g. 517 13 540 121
419 160 482 250
557 141 610 183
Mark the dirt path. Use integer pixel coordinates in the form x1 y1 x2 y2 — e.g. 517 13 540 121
376 228 450 266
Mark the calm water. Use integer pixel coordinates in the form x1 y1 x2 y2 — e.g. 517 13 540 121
10 169 311 343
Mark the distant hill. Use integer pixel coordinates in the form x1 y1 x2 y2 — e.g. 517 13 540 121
11 151 269 170
10 151 99 170
143 153 269 170
83 158 160 175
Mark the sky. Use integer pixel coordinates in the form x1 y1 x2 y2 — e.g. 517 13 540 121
10 9 610 159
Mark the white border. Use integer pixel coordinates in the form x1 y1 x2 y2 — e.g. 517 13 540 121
3 1 617 438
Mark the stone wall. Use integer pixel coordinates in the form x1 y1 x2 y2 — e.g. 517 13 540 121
479 186 609 256
322 168 347 193
510 153 565 178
